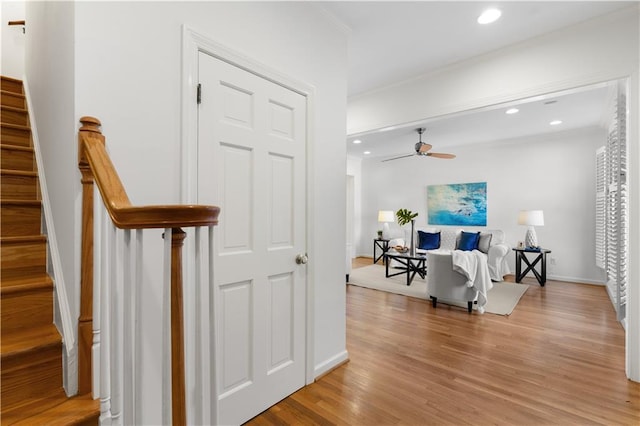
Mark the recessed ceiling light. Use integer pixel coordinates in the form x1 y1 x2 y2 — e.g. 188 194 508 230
506 108 519 115
550 120 563 126
353 139 362 144
363 151 371 155
478 9 502 24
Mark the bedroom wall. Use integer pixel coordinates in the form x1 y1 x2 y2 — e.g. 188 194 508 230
358 126 607 285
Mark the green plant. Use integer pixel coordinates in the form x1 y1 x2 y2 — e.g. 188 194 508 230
396 208 418 226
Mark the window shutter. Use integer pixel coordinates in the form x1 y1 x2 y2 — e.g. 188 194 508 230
602 85 628 323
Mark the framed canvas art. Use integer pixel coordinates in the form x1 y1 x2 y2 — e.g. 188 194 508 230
427 182 487 226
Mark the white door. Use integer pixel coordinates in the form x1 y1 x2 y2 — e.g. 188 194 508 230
197 52 307 425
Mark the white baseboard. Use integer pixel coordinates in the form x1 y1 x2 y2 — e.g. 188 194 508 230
314 350 349 379
547 274 605 285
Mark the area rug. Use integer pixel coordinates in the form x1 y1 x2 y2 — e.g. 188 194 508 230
347 264 529 315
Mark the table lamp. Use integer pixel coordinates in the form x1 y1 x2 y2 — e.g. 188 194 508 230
378 210 395 239
518 210 544 248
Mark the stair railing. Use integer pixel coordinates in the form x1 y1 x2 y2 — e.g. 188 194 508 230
77 116 219 425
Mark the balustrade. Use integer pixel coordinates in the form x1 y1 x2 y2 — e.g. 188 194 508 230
77 117 219 425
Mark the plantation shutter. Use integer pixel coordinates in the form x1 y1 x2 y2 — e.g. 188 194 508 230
595 146 606 269
600 84 628 324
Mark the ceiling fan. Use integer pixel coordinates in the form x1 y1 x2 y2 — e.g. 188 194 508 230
382 128 456 162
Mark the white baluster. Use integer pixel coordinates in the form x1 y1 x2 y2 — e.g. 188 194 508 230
162 228 173 425
99 208 112 425
110 224 123 426
208 225 218 425
122 229 134 425
92 197 103 399
134 229 143 425
192 227 201 425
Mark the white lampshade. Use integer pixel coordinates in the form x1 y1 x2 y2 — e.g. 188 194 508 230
518 210 544 248
518 210 544 226
378 210 395 223
378 210 394 239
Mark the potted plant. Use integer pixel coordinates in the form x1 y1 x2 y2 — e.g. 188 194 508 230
396 209 419 254
396 208 418 226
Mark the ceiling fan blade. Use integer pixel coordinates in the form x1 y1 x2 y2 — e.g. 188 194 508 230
418 143 433 153
382 153 415 162
427 152 456 159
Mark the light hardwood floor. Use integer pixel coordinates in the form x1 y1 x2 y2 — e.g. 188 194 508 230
246 257 640 425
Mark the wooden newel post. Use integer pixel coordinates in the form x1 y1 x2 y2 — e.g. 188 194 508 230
77 116 103 395
169 228 187 425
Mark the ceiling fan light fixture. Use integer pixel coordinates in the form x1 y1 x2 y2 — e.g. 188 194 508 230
478 8 502 24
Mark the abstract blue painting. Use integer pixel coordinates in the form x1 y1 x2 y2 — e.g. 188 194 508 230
427 182 487 226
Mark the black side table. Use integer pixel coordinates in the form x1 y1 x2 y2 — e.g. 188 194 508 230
513 248 551 286
373 239 390 264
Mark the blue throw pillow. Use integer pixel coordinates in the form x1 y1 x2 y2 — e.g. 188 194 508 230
418 231 440 250
457 231 480 251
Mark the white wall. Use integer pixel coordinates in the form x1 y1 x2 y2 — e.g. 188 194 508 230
1 0 25 78
347 156 362 259
348 5 639 381
359 127 607 284
25 0 78 349
69 1 346 423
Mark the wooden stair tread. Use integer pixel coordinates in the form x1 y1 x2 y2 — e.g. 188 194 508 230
0 199 40 206
0 122 29 131
0 323 60 357
1 104 26 113
0 388 68 425
0 144 33 153
1 89 25 99
0 273 53 292
0 169 37 177
0 235 46 243
10 393 99 426
1 76 23 95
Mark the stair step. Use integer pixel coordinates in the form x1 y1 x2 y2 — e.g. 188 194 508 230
1 105 29 126
0 333 62 414
1 123 31 147
1 144 35 172
0 169 38 200
1 388 68 425
1 323 61 363
1 277 54 333
10 393 100 426
1 90 26 109
0 236 47 279
0 272 52 290
1 76 23 95
0 200 41 237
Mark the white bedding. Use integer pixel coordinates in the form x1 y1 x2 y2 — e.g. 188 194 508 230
451 250 494 313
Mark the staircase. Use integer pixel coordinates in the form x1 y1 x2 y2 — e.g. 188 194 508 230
1 76 99 425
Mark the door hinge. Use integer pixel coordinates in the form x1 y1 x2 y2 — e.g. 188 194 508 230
197 83 202 104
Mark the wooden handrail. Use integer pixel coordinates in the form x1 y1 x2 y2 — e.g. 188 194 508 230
78 117 219 229
77 116 219 425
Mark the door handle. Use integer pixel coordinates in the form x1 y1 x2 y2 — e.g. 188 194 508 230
296 254 308 265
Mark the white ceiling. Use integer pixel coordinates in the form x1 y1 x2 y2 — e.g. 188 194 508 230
316 1 631 159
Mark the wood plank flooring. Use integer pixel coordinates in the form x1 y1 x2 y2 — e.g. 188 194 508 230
247 257 639 425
